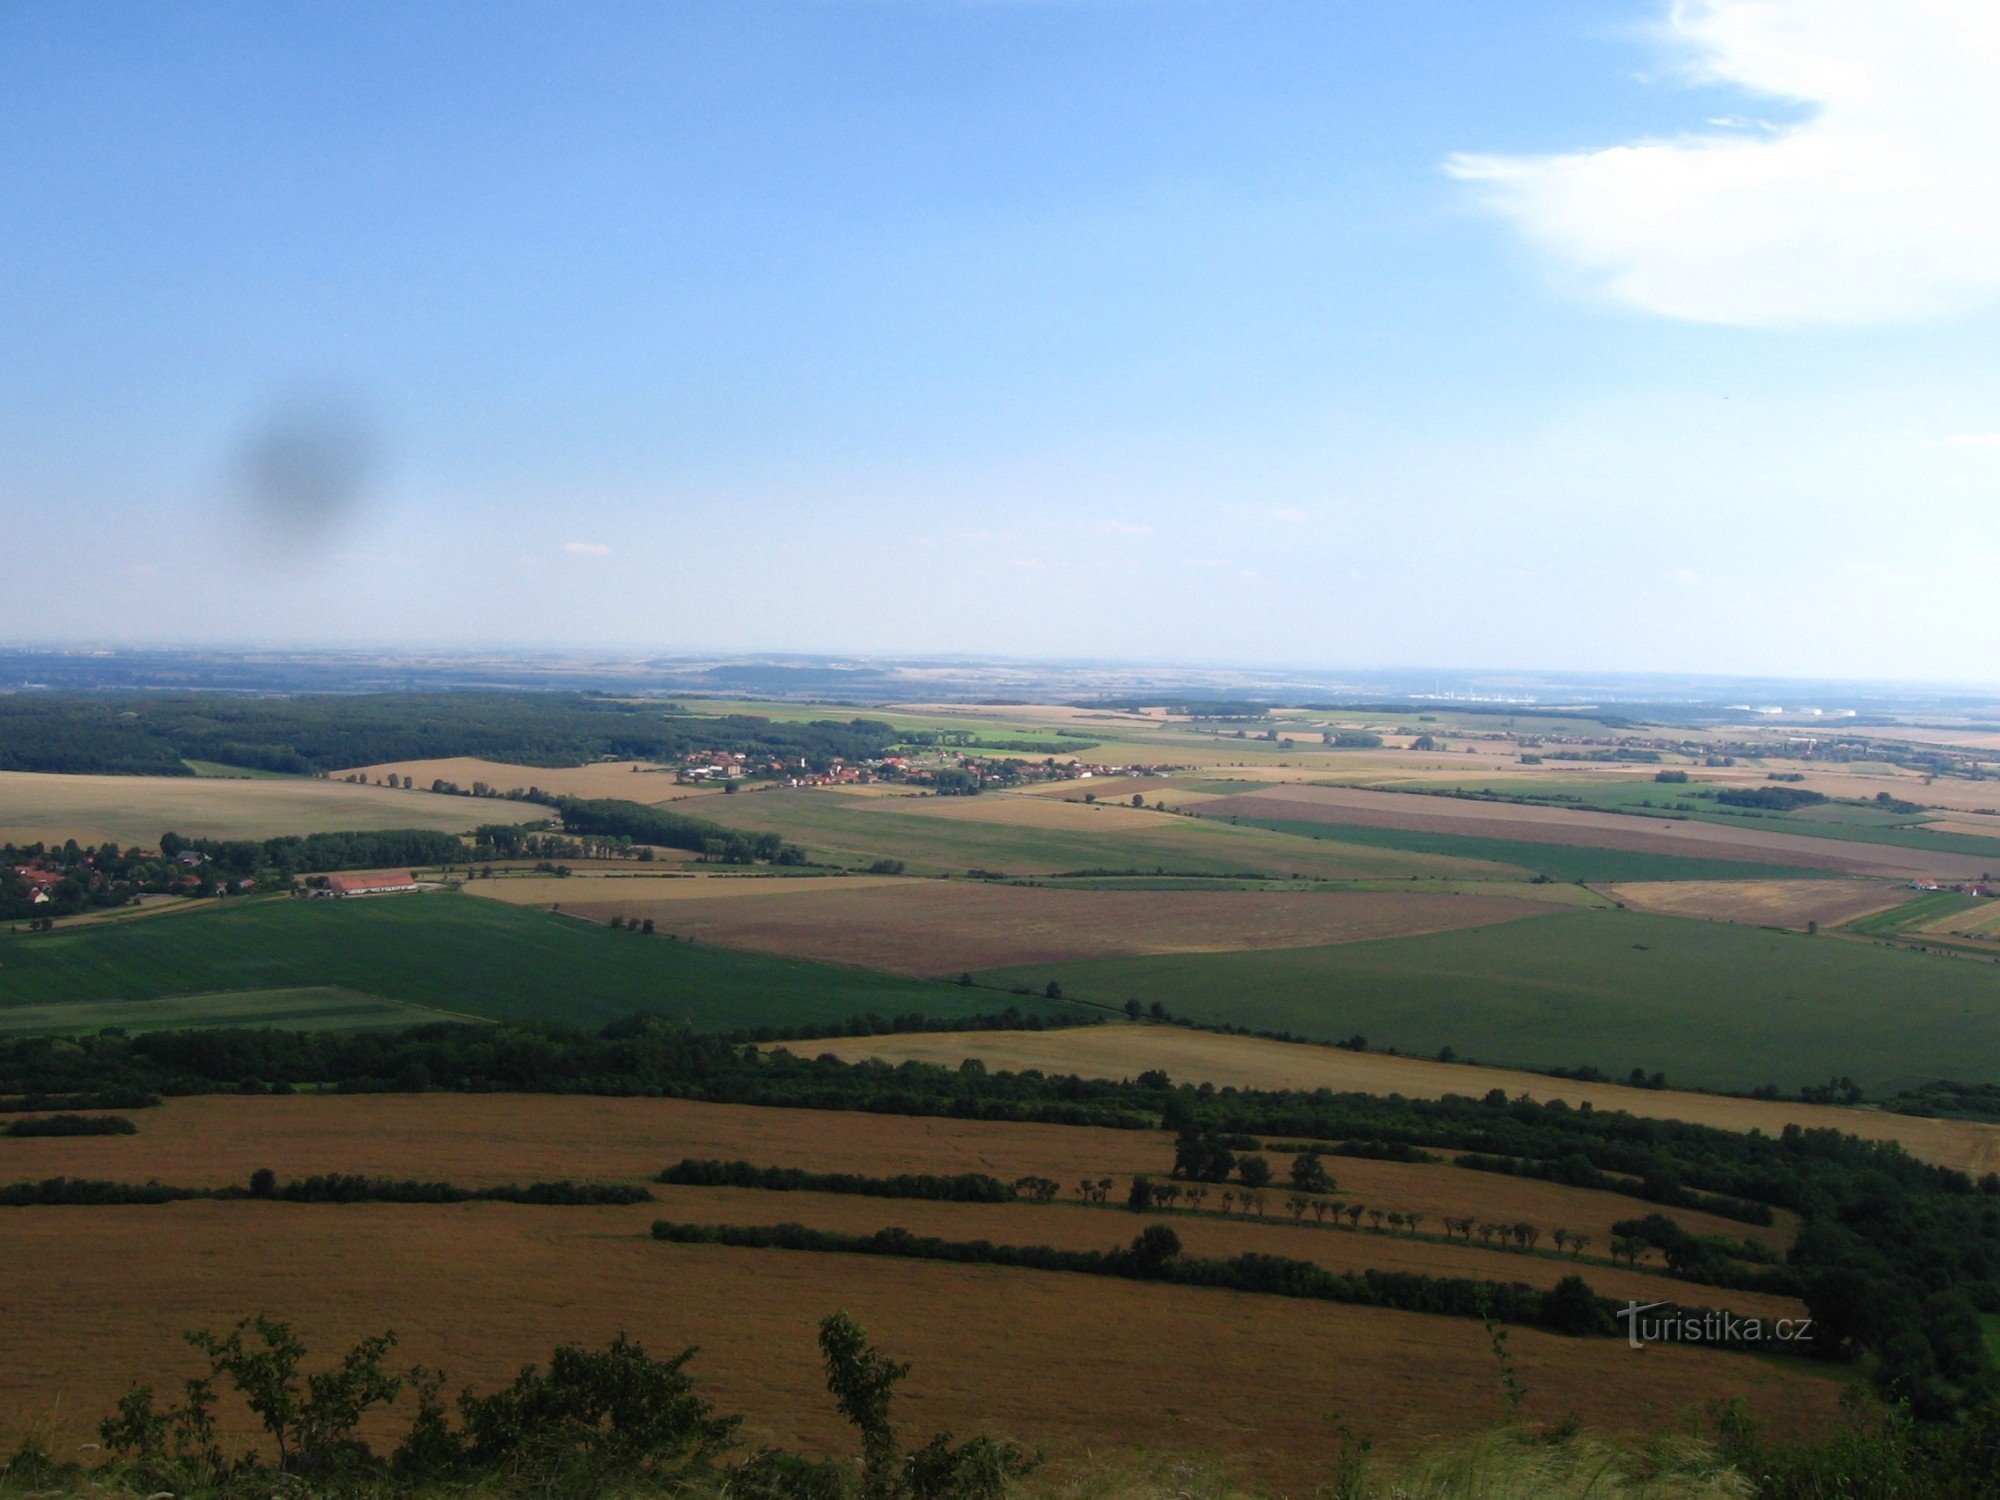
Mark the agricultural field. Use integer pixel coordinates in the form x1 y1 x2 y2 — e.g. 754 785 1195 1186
697 786 1506 879
0 985 463 1037
1601 878 1911 930
1352 775 2000 863
337 755 724 804
464 873 1551 974
804 1026 2000 1176
0 892 1052 1034
0 1092 1844 1490
1920 900 2000 942
974 907 2000 1094
0 769 536 847
1193 783 1998 880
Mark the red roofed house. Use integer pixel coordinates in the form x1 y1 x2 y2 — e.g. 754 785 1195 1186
318 872 423 898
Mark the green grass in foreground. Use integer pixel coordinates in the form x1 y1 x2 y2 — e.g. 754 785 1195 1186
1199 809 1832 883
0 893 1062 1034
977 906 2000 1094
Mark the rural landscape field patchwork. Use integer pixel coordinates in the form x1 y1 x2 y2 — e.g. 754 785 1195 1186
2 674 1999 1495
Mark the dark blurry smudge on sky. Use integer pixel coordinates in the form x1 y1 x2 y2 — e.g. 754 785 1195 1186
231 395 383 560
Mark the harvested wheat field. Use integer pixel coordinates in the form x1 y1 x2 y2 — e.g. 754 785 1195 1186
0 1092 1167 1191
471 879 1546 973
1916 901 2000 941
0 1215 1839 1488
1198 784 1996 879
0 770 535 848
8 1092 1786 1254
1918 812 2000 838
1019 776 1193 803
1601 878 1909 930
335 756 723 804
805 1027 2000 1177
630 1185 1802 1320
856 793 1183 830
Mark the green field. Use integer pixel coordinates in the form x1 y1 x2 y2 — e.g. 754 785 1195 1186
976 907 2000 1093
1840 889 1983 937
698 789 1503 880
1192 808 1826 883
1380 779 2000 863
0 894 1073 1034
0 986 462 1037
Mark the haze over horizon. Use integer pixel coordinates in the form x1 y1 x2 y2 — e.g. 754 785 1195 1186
6 1 1998 684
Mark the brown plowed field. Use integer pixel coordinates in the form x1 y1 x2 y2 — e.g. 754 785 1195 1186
805 1028 2000 1177
0 1202 1840 1490
469 880 1546 974
1197 785 1995 879
1600 879 1910 930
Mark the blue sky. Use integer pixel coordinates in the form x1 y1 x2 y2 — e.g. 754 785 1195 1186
4 1 1997 683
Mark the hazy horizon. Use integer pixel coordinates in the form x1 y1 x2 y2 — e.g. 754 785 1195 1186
7 2 1999 683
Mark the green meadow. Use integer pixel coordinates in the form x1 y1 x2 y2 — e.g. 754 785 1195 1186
698 789 1501 880
1190 807 1827 883
977 906 2000 1094
0 893 1062 1035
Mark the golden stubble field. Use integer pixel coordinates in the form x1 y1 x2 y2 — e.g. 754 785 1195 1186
335 756 725 805
0 1094 1840 1489
0 771 537 848
1 1094 1786 1252
465 875 1547 973
1599 878 1910 930
804 1027 2000 1177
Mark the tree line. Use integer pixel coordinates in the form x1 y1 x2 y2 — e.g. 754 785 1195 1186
0 692 903 777
2 1113 134 1138
2 1013 1996 1417
650 1219 1639 1340
658 1159 1015 1202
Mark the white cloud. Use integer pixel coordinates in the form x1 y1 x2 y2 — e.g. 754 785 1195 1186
1448 1 2000 327
561 541 612 556
1094 519 1153 535
1944 432 2000 448
1269 507 1307 523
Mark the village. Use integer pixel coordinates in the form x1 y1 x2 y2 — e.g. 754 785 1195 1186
673 744 1182 792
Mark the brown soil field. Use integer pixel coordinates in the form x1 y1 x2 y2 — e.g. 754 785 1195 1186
336 756 724 805
470 880 1546 974
806 1027 2000 1177
0 770 532 848
0 1202 1839 1489
1196 785 1997 879
1600 878 1909 930
4 1093 1788 1254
